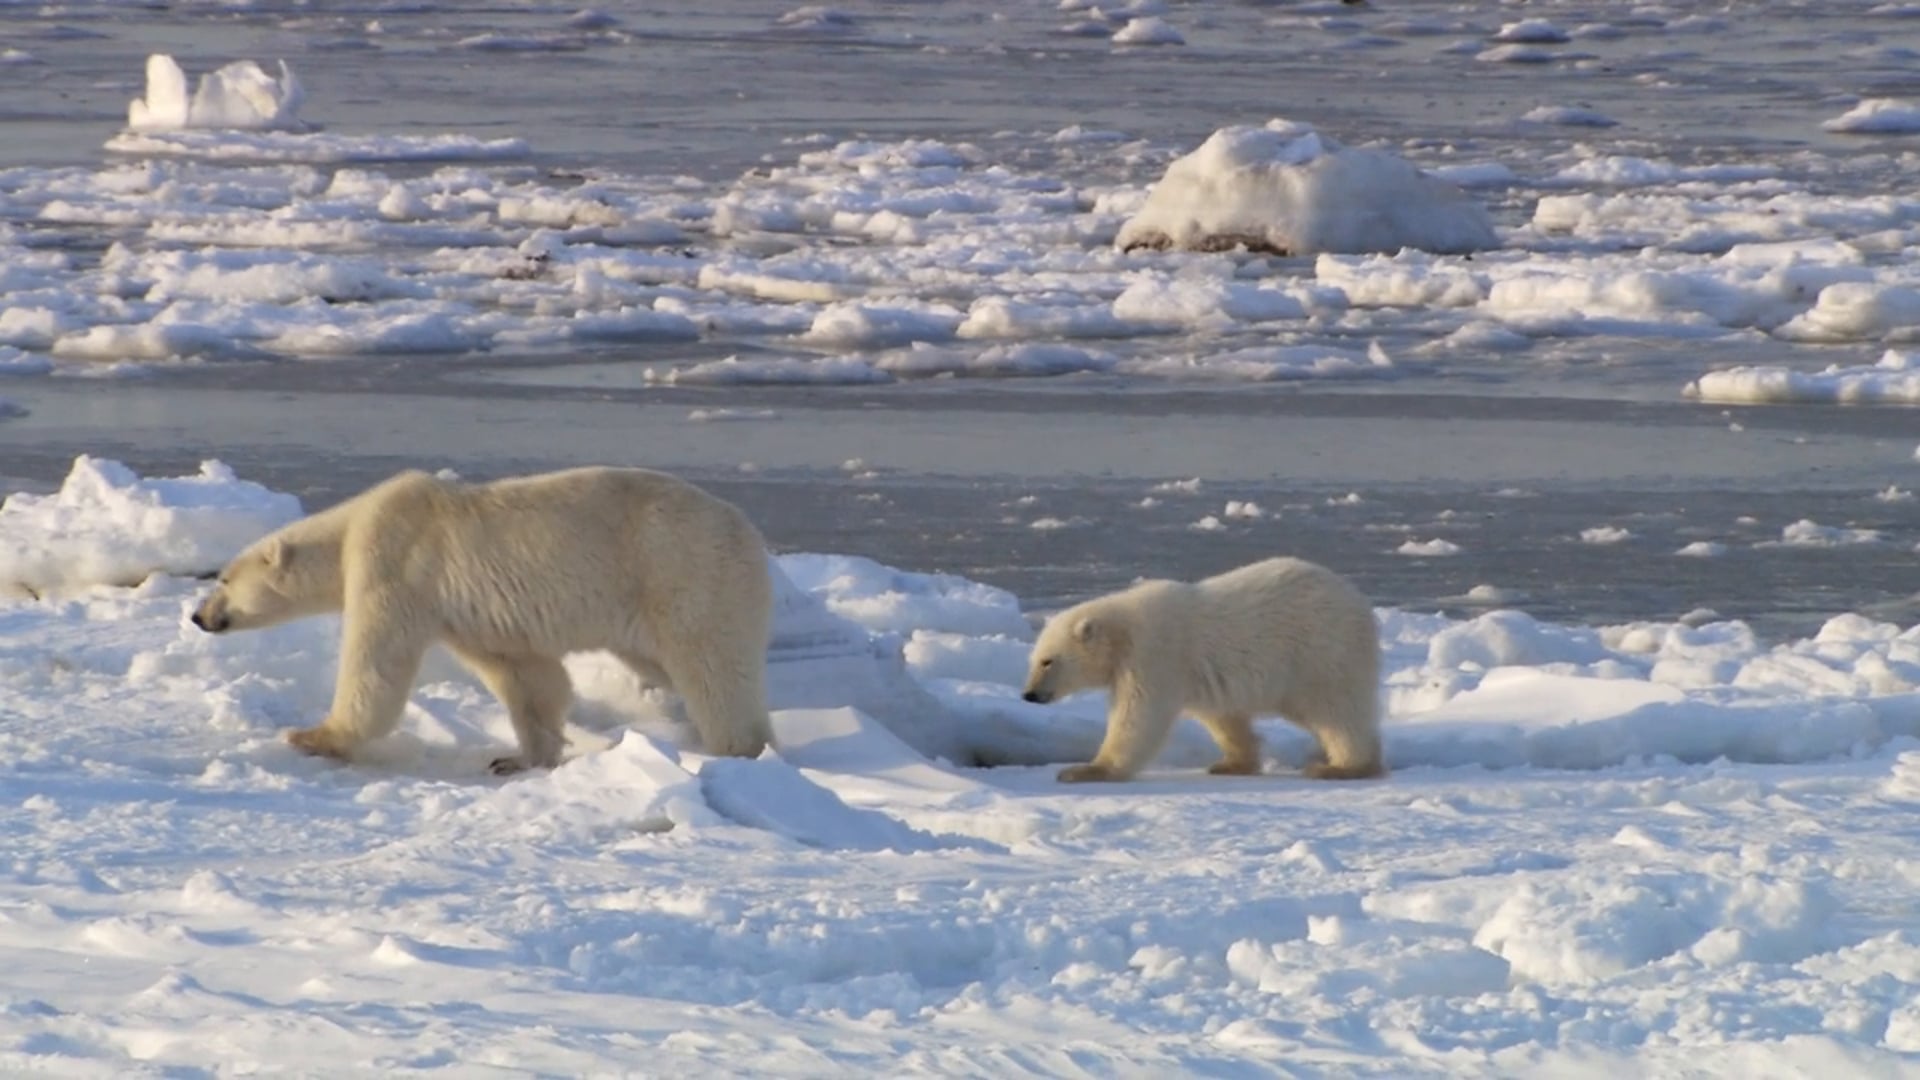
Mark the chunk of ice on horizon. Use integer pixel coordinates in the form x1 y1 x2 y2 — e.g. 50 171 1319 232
1116 119 1497 256
127 53 306 133
1822 98 1920 135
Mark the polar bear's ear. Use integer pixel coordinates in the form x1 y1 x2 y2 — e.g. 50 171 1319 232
262 538 289 568
1071 616 1098 643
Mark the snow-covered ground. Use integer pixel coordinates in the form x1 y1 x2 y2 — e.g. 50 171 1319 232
4 460 1920 1075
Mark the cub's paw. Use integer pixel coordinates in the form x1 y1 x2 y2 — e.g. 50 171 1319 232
285 725 351 760
1208 759 1263 776
1057 763 1118 784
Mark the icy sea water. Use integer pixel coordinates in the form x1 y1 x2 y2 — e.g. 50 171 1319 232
2 0 1919 636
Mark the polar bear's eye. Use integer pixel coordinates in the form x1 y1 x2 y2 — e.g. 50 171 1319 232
1039 658 1054 668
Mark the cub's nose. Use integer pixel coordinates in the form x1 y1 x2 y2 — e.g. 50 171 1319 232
1022 690 1050 704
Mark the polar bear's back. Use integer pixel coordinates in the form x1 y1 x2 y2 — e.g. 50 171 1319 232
351 466 770 657
474 466 756 539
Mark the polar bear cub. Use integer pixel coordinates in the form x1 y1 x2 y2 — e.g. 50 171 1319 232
1021 556 1382 783
192 466 774 773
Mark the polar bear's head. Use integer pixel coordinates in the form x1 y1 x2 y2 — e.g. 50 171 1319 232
191 536 337 634
1022 604 1131 704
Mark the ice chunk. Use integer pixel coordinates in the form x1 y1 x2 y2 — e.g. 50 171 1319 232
1116 120 1497 256
0 455 302 596
127 53 306 132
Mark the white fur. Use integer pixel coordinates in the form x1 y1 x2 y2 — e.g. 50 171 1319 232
194 467 774 770
1022 557 1382 783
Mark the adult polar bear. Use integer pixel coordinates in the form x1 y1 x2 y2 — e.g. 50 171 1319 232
1021 557 1383 783
191 466 773 772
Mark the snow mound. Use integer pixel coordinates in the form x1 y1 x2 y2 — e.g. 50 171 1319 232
1822 98 1920 134
1474 868 1837 985
1686 350 1920 405
0 456 302 596
127 54 305 133
1116 120 1498 256
700 756 976 853
434 732 717 843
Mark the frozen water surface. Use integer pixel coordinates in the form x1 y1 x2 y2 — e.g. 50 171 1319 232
4 1 1920 1075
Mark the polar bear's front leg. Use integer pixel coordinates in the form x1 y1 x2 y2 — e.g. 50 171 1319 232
287 591 427 761
1059 676 1179 783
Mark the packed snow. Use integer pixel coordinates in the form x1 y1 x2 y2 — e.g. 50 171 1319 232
3 459 1920 1074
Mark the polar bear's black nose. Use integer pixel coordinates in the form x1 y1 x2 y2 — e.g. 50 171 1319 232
1023 690 1050 704
190 610 207 630
190 610 228 633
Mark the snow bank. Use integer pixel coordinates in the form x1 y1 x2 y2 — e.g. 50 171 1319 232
127 54 306 132
1116 120 1498 256
1687 349 1920 405
0 457 301 596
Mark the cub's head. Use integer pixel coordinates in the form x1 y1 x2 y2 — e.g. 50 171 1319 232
191 537 327 634
1021 604 1131 705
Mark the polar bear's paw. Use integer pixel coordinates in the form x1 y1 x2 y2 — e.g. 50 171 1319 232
285 724 352 760
1057 763 1120 784
1207 759 1263 776
489 755 534 776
